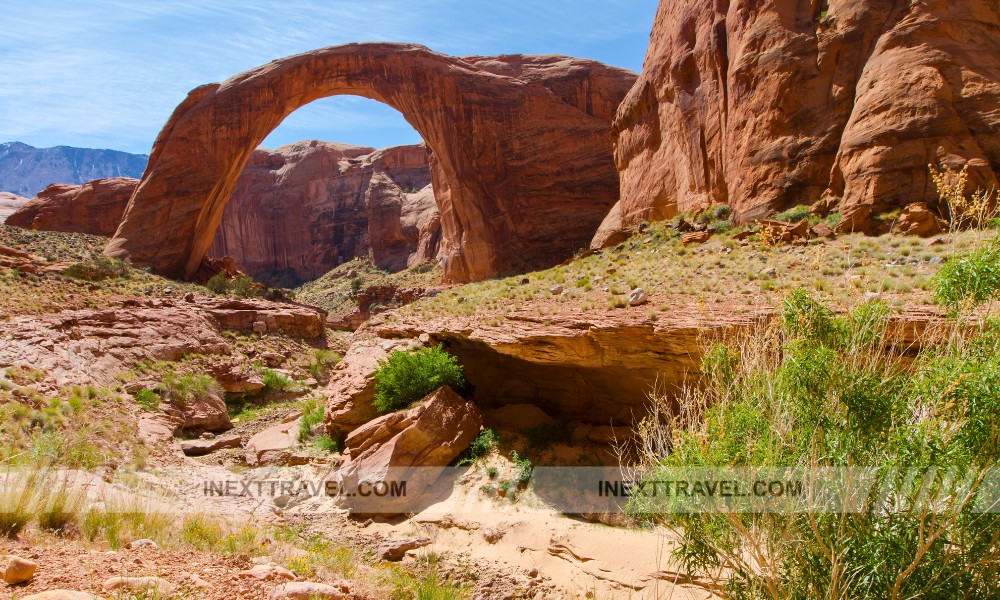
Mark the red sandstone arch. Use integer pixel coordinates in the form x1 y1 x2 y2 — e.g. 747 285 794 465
105 43 635 282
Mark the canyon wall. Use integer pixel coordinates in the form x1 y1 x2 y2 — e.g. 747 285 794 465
610 0 1000 235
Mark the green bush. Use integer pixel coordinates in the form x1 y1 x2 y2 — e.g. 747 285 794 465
261 368 293 392
372 345 465 413
630 291 1000 598
63 256 131 281
932 235 1000 311
231 274 261 298
133 388 160 411
298 398 324 442
205 273 230 294
774 204 812 223
157 373 220 406
511 450 533 486
308 349 341 380
458 429 499 465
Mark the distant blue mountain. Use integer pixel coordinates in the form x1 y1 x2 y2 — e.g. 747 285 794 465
0 141 148 197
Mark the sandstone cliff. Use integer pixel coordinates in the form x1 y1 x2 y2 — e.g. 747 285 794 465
611 0 1000 236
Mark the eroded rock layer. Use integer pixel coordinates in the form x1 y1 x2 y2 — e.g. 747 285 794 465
6 178 138 236
612 0 1000 234
104 43 636 282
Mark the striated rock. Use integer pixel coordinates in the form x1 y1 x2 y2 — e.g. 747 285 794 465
0 192 29 222
337 386 482 513
105 43 635 283
245 419 300 466
7 178 138 235
611 0 1000 237
378 537 431 561
164 392 232 433
681 231 710 245
180 433 242 456
209 142 440 285
3 555 36 583
268 581 351 600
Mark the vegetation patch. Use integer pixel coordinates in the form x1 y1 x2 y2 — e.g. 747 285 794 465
372 345 465 413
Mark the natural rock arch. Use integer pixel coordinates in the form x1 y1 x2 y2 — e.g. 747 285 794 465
106 43 636 282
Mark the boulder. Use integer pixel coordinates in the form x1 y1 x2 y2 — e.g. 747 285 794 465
239 564 296 582
3 555 36 583
337 386 482 513
102 576 175 596
268 581 351 600
163 392 232 434
378 537 431 561
323 344 389 439
681 231 710 245
590 201 631 249
627 288 649 306
245 419 300 467
180 434 242 456
892 203 947 237
105 44 636 283
613 0 1000 231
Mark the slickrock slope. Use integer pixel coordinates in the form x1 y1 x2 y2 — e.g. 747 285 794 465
0 192 28 222
612 0 1000 235
209 141 439 285
6 178 139 235
105 43 636 282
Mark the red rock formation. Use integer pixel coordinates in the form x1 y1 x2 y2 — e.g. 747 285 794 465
208 141 439 285
104 43 636 282
611 0 1000 236
6 178 137 235
0 192 29 222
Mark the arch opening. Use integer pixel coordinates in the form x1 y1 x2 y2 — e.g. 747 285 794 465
206 96 440 288
105 43 636 283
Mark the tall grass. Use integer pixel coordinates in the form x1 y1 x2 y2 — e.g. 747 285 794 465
630 276 1000 598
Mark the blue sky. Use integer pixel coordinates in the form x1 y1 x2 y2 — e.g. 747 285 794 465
1 1 657 155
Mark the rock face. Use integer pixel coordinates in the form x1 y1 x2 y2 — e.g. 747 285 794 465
0 192 29 222
611 0 1000 236
245 418 300 467
105 43 636 283
6 178 138 235
0 141 146 198
209 141 439 285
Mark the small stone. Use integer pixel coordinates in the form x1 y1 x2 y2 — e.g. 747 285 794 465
864 291 881 302
378 537 431 561
239 564 296 581
163 287 173 295
928 256 943 265
4 555 37 584
252 321 268 334
201 431 215 440
184 292 196 302
627 288 648 306
759 266 777 278
527 567 539 578
520 277 530 285
549 285 563 295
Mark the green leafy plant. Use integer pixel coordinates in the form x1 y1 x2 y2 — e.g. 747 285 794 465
932 235 1000 311
205 273 230 294
261 368 293 392
133 388 160 411
372 345 465 413
231 274 261 298
157 372 220 406
511 450 533 486
63 256 131 281
457 429 499 465
298 398 324 442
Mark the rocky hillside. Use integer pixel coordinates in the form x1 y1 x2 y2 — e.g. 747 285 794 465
0 141 147 197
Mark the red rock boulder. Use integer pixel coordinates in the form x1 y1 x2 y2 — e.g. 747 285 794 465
7 178 138 235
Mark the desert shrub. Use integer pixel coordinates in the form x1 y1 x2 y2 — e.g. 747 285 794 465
713 205 733 220
932 235 1000 311
37 481 86 534
298 397 324 442
458 428 499 465
350 275 364 298
157 372 220 406
261 368 293 392
0 467 44 537
630 290 1000 598
372 345 465 413
774 204 812 223
511 450 533 486
231 274 261 298
308 349 341 379
205 273 230 294
63 255 131 281
133 388 160 411
708 219 731 234
313 435 341 453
